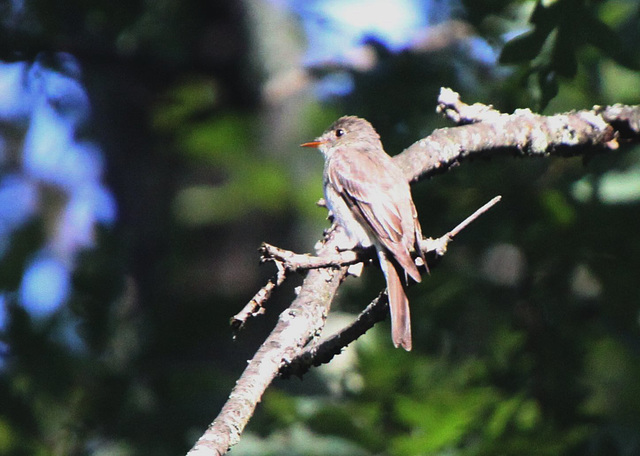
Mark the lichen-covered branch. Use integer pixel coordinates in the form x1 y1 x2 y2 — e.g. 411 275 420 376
393 88 640 182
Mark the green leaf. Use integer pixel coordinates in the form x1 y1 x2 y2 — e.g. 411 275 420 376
392 387 497 455
500 29 550 64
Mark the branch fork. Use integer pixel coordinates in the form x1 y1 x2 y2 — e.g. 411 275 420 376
231 195 501 340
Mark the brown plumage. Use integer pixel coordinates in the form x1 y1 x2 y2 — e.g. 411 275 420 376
302 116 424 350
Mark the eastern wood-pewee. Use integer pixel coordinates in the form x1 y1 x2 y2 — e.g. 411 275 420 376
302 116 424 351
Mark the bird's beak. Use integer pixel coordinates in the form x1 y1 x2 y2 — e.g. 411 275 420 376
300 140 324 148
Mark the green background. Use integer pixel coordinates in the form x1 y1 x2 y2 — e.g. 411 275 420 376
2 0 640 454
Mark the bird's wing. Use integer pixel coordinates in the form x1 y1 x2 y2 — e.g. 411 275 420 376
328 151 421 282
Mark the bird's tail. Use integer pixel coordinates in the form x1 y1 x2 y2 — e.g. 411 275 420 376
378 251 412 351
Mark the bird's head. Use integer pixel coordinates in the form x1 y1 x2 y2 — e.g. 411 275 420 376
301 116 381 157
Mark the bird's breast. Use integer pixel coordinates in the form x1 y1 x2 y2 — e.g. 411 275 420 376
323 177 374 248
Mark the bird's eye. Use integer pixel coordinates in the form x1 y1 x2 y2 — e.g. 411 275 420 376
335 128 345 137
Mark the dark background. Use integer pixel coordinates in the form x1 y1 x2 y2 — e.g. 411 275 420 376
1 0 640 454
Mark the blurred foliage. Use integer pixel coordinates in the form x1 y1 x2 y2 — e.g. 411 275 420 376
1 0 640 455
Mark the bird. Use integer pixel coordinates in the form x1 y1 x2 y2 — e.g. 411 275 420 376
301 116 424 351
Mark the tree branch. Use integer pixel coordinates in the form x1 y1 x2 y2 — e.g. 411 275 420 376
187 89 640 455
229 261 288 332
393 88 636 183
259 242 362 271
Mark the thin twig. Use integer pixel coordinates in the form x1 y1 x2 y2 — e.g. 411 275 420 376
260 242 361 271
419 195 502 257
280 293 388 378
450 195 502 238
230 262 287 331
